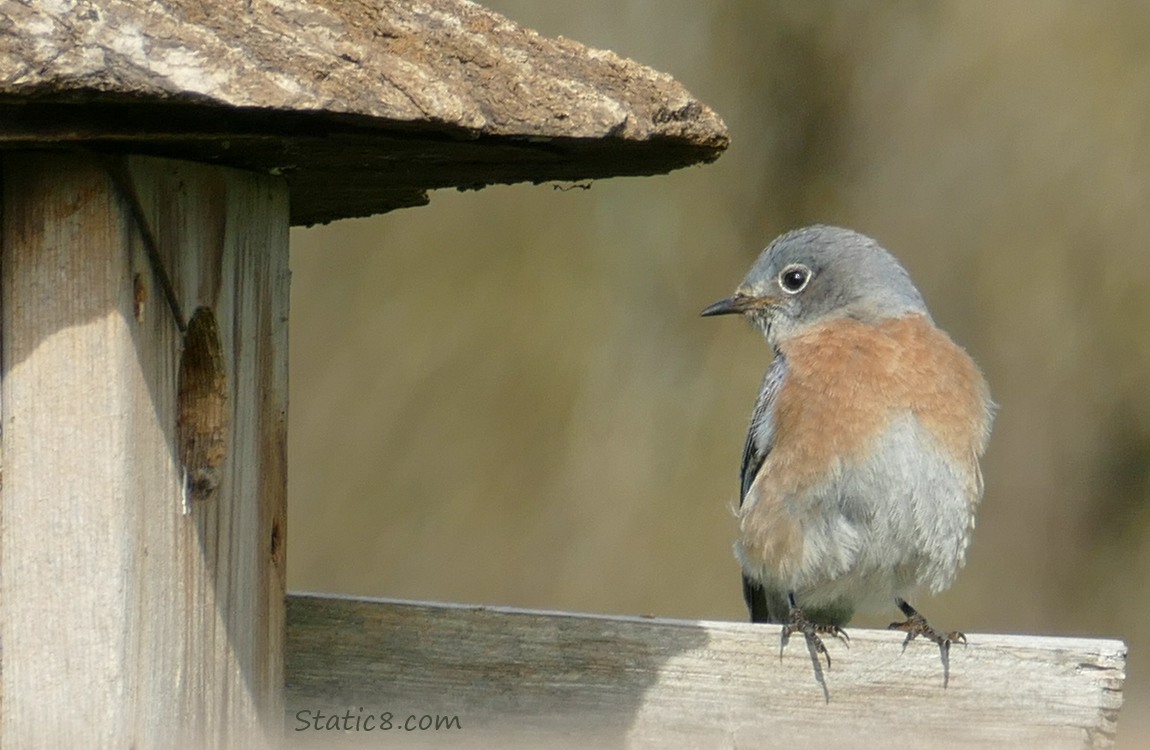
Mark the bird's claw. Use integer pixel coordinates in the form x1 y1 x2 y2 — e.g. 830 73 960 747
888 612 965 653
782 608 848 669
889 601 965 687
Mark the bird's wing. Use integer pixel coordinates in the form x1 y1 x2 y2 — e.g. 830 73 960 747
738 354 787 623
739 353 786 503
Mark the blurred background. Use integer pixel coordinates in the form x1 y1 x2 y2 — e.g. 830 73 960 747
287 1 1150 743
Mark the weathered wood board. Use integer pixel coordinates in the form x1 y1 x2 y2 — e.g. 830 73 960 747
286 594 1125 749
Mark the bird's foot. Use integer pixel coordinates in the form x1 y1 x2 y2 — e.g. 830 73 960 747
782 606 850 669
888 609 966 653
888 598 965 686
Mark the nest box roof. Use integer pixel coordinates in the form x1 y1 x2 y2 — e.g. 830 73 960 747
1 0 729 225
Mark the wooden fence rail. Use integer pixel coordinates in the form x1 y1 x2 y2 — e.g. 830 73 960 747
285 593 1125 749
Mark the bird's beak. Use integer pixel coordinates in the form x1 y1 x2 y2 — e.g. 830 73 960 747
700 293 774 317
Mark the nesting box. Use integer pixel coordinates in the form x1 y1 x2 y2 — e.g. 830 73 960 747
0 1 725 746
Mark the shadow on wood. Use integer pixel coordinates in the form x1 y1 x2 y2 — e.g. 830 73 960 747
285 593 1125 749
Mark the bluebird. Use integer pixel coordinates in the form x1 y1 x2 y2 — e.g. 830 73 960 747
702 225 994 679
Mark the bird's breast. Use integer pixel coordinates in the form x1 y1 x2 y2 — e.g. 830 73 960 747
771 313 990 478
737 313 992 586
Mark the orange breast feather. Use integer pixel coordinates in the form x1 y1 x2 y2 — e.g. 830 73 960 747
739 314 990 576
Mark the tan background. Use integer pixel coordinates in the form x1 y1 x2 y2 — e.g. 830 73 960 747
287 2 1150 744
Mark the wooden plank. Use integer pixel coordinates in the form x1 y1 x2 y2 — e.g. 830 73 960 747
1 153 289 748
285 593 1125 749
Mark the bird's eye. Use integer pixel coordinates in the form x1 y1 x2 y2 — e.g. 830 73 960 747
778 264 812 294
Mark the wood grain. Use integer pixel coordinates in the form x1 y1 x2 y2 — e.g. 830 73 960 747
1 152 289 748
286 593 1125 749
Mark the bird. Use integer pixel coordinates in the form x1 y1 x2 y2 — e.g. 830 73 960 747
701 225 994 679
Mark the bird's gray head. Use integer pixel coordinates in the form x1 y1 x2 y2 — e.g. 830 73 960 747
701 225 930 344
